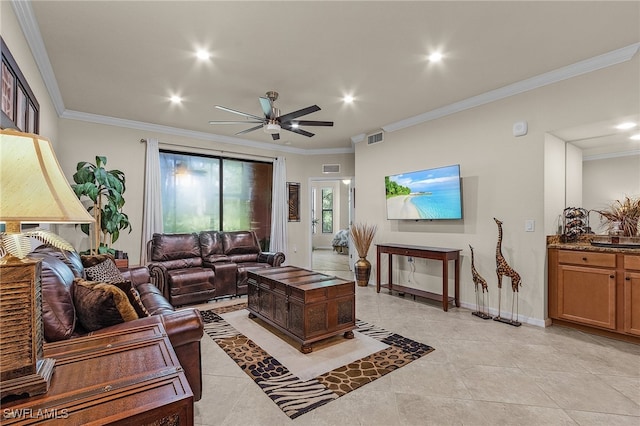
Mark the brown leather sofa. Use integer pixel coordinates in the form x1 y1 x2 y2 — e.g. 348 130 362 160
30 245 204 401
148 230 285 305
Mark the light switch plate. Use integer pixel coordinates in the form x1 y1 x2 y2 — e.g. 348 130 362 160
525 219 535 232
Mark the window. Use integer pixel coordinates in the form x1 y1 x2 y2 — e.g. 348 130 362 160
159 151 273 249
321 187 333 233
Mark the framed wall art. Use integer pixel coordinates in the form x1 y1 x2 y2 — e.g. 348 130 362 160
287 182 300 222
1 36 39 133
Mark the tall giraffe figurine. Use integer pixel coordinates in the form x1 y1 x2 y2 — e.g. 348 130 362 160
469 245 491 319
494 218 522 326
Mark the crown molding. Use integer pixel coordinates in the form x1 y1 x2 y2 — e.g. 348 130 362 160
381 43 640 133
11 0 65 116
583 149 640 162
60 110 354 156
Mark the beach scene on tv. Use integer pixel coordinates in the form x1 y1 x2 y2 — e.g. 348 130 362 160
385 165 462 220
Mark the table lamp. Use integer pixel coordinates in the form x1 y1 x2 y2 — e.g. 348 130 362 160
0 129 94 400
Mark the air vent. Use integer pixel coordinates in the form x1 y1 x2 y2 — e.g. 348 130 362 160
322 164 340 174
367 131 384 145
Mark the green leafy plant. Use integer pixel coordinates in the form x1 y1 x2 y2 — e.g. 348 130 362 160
71 156 132 254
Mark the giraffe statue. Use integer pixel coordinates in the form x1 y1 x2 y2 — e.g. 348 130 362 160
494 218 522 324
469 245 491 319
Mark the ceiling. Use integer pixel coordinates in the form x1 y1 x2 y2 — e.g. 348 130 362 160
19 1 640 153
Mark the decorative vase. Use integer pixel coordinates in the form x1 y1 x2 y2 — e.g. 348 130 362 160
354 257 371 287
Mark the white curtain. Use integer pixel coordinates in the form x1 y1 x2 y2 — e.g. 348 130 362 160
269 157 288 255
139 138 163 265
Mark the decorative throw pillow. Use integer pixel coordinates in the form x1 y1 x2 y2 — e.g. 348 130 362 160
84 258 125 283
72 278 139 332
112 281 151 318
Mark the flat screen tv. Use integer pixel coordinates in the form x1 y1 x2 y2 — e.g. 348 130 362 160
385 164 463 220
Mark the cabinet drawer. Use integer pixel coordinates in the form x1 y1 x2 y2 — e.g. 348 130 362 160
624 255 640 271
558 250 616 268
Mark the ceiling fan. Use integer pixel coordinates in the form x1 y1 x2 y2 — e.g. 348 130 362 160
209 91 333 140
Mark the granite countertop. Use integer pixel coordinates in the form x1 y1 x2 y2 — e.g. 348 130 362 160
547 235 640 253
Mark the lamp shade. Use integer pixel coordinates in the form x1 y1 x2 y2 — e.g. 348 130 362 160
0 129 94 226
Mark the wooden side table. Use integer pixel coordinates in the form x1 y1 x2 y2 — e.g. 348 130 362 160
0 323 193 425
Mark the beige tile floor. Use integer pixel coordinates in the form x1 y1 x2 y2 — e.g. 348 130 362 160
193 256 640 425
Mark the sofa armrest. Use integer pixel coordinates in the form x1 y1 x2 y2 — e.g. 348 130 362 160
147 263 170 299
120 266 151 286
258 251 286 267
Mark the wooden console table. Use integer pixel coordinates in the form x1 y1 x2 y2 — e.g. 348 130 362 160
376 243 461 311
1 323 193 425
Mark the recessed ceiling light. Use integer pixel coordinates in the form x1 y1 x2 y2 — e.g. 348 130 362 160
428 52 443 62
170 95 182 104
343 95 354 104
630 133 640 141
616 122 637 130
196 49 211 60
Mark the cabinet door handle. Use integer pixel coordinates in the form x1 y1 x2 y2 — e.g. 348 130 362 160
582 257 588 261
609 275 615 279
626 277 631 281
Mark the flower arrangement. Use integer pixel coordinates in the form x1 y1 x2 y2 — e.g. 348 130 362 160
596 196 640 237
350 222 377 258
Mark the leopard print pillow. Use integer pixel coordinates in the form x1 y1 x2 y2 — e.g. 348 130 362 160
85 259 124 283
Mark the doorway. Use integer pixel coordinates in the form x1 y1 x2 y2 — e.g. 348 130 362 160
308 177 354 279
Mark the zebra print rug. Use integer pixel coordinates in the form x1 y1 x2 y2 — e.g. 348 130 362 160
199 302 434 419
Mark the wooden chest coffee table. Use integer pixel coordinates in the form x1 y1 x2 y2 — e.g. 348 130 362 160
247 266 356 353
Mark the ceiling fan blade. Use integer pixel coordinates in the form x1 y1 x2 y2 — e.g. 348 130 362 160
259 97 273 118
282 124 315 137
278 105 321 123
289 120 334 127
215 105 264 121
271 133 280 141
235 124 264 135
209 120 263 125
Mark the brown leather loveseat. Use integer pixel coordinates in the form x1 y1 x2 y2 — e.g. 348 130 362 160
30 245 205 401
147 230 285 306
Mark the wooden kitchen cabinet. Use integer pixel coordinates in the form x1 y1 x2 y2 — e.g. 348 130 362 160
623 255 640 336
548 243 640 344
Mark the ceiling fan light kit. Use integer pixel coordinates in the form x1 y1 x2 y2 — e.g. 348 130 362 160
264 122 281 134
210 91 334 141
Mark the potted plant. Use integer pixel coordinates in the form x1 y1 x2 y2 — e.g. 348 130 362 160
350 222 377 286
596 196 640 237
72 156 132 255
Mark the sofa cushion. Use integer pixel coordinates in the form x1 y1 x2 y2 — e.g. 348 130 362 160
29 253 77 341
84 258 125 283
199 231 226 263
72 278 139 332
113 281 151 318
221 231 261 255
151 233 202 262
227 253 259 263
33 244 84 278
135 283 175 315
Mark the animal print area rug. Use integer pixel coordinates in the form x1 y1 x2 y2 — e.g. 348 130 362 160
199 302 434 419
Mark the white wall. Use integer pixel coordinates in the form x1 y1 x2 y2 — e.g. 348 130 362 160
544 133 566 236
354 55 639 326
565 143 583 208
583 154 640 233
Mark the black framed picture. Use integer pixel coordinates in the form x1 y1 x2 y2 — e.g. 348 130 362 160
1 36 39 133
287 182 300 222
